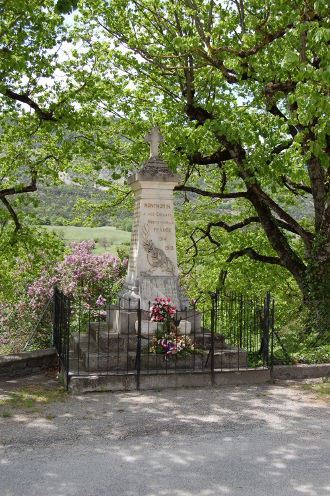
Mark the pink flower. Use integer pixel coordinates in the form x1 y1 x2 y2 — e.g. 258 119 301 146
96 295 106 307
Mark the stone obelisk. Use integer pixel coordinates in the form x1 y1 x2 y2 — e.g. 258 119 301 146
118 127 189 311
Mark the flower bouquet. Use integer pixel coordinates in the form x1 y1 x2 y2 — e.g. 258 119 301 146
147 297 196 359
148 330 195 359
149 296 176 333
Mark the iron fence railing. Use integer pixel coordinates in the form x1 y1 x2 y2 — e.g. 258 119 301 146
51 287 284 389
22 296 53 351
52 287 71 387
213 289 273 369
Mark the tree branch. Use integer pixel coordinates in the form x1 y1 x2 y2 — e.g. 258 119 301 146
4 89 56 121
175 184 248 199
189 149 232 165
0 196 21 234
269 140 293 157
211 135 311 285
281 175 312 195
202 216 259 234
212 24 293 58
247 184 313 247
267 104 298 138
187 217 260 252
185 102 213 124
0 170 38 236
263 80 297 98
1 173 37 197
276 219 302 235
226 247 283 265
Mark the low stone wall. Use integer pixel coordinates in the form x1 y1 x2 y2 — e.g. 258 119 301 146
67 368 271 394
272 363 330 380
0 348 58 379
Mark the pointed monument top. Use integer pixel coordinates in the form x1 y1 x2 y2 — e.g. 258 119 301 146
144 127 164 158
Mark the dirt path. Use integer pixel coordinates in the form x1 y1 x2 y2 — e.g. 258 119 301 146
0 374 329 496
0 373 329 446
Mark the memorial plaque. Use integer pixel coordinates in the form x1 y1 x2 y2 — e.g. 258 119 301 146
139 276 181 310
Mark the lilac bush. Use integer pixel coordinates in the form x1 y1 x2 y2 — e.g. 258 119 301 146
27 241 127 314
0 241 127 354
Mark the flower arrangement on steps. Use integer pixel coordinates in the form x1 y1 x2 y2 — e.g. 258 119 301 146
146 297 198 359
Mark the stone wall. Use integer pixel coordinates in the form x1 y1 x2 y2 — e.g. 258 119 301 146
0 348 58 378
272 363 330 380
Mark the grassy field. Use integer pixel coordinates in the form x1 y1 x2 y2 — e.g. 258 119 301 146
45 225 131 255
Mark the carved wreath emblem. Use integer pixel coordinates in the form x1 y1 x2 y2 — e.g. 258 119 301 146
142 224 175 275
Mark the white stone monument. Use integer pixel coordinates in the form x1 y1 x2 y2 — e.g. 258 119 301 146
118 127 189 312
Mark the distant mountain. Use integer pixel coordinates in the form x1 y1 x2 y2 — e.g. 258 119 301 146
24 182 133 231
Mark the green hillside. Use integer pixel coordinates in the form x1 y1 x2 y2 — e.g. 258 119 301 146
24 183 133 231
45 225 131 255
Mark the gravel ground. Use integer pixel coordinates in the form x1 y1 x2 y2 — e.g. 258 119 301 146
0 374 329 496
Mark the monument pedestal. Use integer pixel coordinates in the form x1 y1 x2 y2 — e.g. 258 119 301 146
107 304 202 336
118 276 189 310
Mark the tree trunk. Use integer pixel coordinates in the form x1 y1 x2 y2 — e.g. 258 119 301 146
303 239 330 338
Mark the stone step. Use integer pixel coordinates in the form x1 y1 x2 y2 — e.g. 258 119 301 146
193 333 226 349
88 322 113 332
212 349 248 369
71 331 138 356
87 325 227 353
88 328 138 352
70 333 90 357
68 368 271 394
71 333 247 372
71 333 135 371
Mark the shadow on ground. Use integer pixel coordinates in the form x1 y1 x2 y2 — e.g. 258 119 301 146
0 374 329 496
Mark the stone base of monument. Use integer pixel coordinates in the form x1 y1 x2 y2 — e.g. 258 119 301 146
134 320 192 335
107 305 201 335
69 320 248 374
67 368 271 393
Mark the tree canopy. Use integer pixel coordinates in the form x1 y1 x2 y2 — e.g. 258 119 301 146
76 0 329 333
1 0 329 334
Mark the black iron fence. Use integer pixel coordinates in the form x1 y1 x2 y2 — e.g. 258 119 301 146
51 287 288 389
213 289 273 368
22 296 53 351
52 287 71 387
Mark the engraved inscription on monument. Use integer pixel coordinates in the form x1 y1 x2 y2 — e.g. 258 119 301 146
126 182 179 285
140 277 181 310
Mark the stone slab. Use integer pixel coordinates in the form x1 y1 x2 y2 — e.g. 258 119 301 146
139 276 182 310
67 368 271 393
0 348 58 378
272 363 330 380
135 320 192 335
